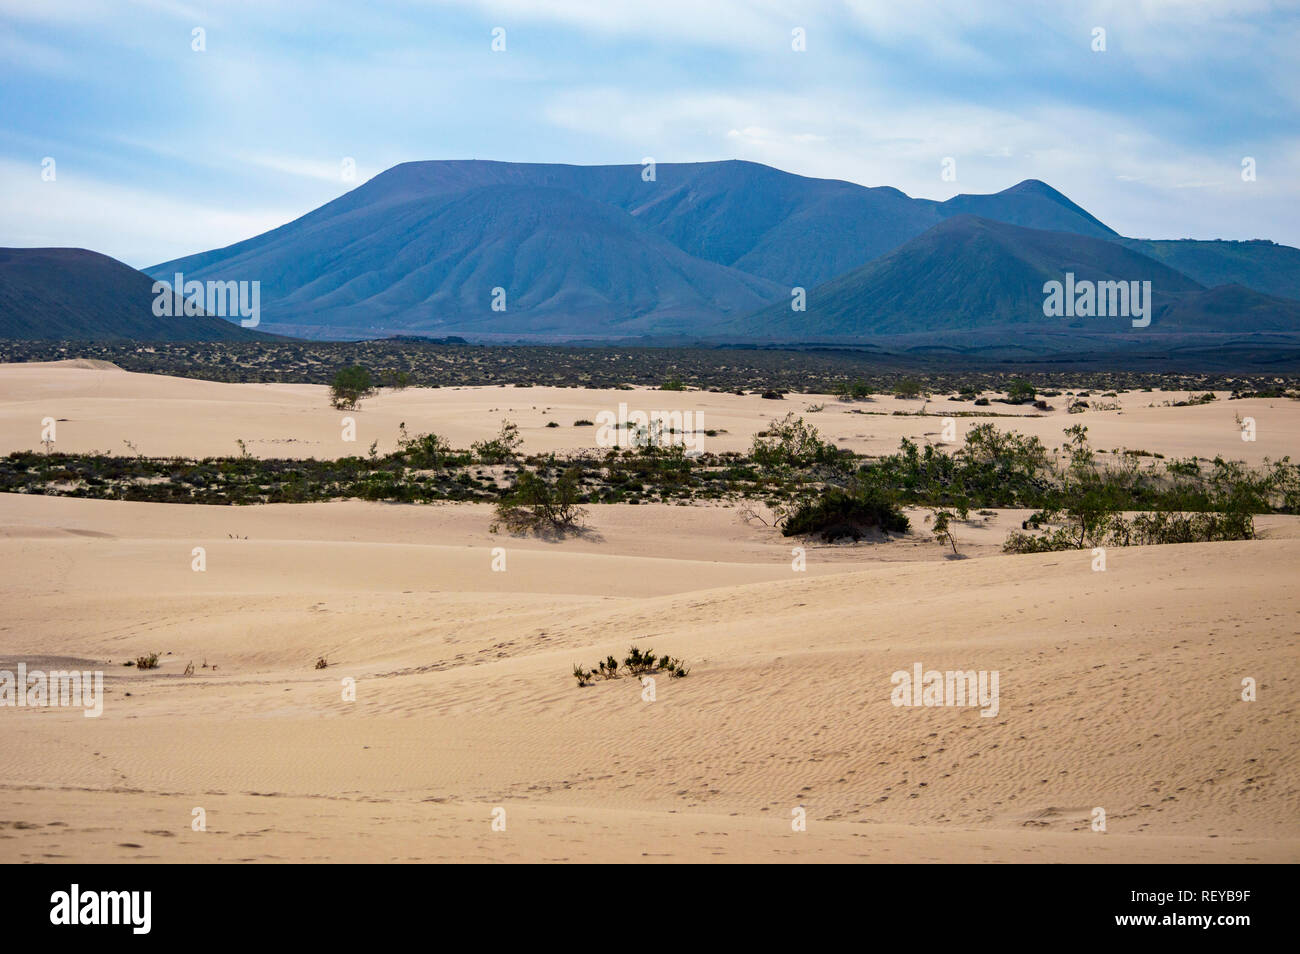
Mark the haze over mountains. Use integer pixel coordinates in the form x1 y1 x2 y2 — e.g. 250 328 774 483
3 159 1298 346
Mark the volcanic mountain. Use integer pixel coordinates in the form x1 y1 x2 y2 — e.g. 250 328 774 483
735 216 1300 339
147 160 1139 340
0 248 270 341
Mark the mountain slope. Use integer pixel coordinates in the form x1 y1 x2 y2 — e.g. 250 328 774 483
733 216 1234 338
0 248 269 341
939 179 1116 238
152 182 782 339
1116 238 1300 301
147 160 1130 339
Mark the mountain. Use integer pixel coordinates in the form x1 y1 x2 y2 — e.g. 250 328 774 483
146 160 1129 339
938 178 1116 238
136 159 1300 343
149 169 783 339
733 216 1276 339
1154 283 1300 332
0 248 270 341
1115 238 1300 302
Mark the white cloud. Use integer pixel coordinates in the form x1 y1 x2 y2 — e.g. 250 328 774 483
0 158 300 267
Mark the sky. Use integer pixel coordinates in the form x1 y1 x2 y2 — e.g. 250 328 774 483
1 0 1297 268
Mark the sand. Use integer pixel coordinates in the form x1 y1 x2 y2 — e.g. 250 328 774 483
1 359 1294 465
0 362 1297 863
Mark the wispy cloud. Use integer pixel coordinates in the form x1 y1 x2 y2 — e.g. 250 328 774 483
1 0 1296 260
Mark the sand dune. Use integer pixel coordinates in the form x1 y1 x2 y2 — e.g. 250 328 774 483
0 364 1296 863
0 492 1296 863
1 362 1294 464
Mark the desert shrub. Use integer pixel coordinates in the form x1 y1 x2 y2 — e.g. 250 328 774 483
492 461 586 533
658 655 690 678
750 413 837 471
473 420 523 464
782 487 910 542
894 376 923 399
623 646 659 675
833 379 874 401
330 365 374 410
573 646 688 686
136 653 160 670
931 509 959 555
660 376 685 391
1005 379 1036 404
397 424 451 469
315 656 328 669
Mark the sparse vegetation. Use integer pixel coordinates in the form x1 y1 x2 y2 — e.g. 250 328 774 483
782 487 910 542
931 509 960 555
492 459 586 533
572 645 689 686
472 419 523 464
330 364 375 410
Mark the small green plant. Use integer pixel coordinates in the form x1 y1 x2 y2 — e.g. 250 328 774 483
330 365 375 410
573 646 689 686
750 413 837 471
623 645 659 675
783 487 910 542
492 461 586 533
931 509 959 555
472 419 523 464
895 376 923 399
397 423 450 469
834 379 874 401
1005 379 1036 404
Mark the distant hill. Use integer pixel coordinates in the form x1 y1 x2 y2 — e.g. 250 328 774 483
0 248 270 341
146 160 1135 339
149 175 782 340
1116 238 1300 301
733 216 1298 339
939 178 1116 238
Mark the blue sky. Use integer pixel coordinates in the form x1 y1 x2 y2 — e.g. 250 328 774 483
2 0 1297 268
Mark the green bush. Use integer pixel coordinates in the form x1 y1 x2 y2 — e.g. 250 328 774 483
492 462 586 533
782 487 910 542
472 420 523 464
330 365 374 410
